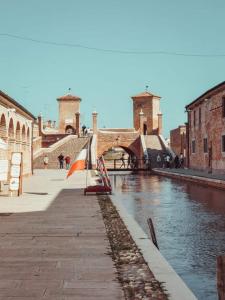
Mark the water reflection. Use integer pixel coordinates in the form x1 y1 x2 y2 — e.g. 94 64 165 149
110 172 225 300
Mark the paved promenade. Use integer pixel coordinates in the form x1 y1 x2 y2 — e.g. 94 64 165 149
0 170 124 299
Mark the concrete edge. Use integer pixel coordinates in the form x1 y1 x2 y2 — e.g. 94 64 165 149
112 197 197 300
153 169 225 190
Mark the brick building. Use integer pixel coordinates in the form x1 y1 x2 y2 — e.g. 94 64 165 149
186 81 225 173
170 125 186 156
131 91 162 135
0 90 35 175
57 93 81 134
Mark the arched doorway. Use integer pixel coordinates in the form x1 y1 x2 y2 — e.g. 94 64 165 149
65 125 75 134
143 123 147 135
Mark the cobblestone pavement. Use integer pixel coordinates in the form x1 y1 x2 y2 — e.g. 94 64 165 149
154 167 225 181
0 170 124 299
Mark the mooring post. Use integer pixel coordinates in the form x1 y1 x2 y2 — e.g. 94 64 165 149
217 255 225 300
147 218 159 249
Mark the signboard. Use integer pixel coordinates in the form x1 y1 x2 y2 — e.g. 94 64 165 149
10 165 21 178
0 160 8 181
9 178 19 191
11 152 22 165
9 152 23 195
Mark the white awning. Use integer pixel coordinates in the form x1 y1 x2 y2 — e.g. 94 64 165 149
0 138 8 150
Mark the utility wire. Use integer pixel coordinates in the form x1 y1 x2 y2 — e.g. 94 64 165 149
0 32 225 57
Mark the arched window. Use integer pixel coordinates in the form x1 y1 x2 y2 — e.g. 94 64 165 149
16 122 21 141
0 114 7 138
27 127 30 145
22 125 26 142
8 118 14 139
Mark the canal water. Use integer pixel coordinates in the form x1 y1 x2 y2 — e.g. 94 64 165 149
110 172 225 300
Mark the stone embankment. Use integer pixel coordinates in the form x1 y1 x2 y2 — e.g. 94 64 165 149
153 168 225 190
98 195 168 300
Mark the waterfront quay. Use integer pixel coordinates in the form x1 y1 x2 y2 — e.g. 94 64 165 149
0 170 123 299
0 169 197 299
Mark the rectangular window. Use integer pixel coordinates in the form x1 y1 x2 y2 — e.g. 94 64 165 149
193 111 196 127
222 135 225 152
203 138 208 153
222 97 225 118
192 140 196 153
199 108 201 127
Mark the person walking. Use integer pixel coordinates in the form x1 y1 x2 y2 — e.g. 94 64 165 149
156 153 161 168
65 155 71 170
43 154 49 169
120 153 126 168
174 155 179 168
165 154 171 168
58 153 64 169
179 153 184 168
82 125 86 136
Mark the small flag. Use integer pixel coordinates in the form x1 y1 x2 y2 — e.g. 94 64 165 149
67 149 87 178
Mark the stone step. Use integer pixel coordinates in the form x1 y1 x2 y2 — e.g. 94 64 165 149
33 136 89 169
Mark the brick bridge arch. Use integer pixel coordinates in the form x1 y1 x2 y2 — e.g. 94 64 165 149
97 130 143 159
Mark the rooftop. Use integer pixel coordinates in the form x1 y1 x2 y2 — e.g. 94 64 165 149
57 93 81 101
131 91 161 99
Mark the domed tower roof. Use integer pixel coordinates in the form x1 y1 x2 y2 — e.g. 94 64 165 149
57 93 81 101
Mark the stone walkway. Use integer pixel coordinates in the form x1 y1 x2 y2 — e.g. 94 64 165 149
0 170 124 300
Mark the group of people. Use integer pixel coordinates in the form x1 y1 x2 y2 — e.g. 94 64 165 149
57 153 71 169
120 153 141 169
43 153 71 170
156 153 184 169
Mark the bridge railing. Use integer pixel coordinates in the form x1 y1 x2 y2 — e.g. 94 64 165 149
103 158 151 170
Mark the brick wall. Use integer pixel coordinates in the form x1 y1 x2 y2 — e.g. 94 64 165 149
170 126 186 156
188 85 225 173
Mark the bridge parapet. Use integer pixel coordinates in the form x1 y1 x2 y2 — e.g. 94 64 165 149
97 130 142 159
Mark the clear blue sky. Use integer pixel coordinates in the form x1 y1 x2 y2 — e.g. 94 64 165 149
1 0 225 137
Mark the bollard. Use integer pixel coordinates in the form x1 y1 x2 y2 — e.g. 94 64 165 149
217 255 225 300
147 218 159 249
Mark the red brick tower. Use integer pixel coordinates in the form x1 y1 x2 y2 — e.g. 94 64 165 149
131 91 162 135
57 93 81 134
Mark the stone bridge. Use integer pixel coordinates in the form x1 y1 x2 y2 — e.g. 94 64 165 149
97 129 143 158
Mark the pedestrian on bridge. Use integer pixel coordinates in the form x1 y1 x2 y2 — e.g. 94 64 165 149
156 154 161 168
120 153 126 168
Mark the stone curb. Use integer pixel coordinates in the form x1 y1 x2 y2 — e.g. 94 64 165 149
112 197 197 300
153 169 225 190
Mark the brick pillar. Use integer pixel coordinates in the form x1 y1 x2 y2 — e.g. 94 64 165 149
37 115 43 136
139 110 144 134
158 113 163 135
92 111 98 135
75 112 80 136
